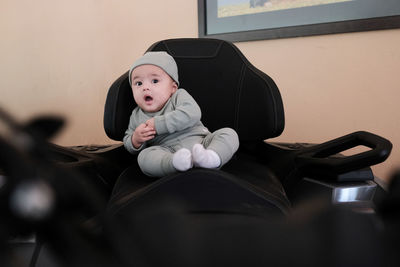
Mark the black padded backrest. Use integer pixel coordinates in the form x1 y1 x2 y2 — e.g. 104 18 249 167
104 38 284 142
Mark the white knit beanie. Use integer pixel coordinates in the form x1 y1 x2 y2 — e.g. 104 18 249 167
128 51 179 87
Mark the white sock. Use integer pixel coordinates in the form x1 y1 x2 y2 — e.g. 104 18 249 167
192 144 221 169
172 148 193 172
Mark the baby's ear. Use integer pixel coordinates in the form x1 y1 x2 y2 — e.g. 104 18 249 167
172 82 178 90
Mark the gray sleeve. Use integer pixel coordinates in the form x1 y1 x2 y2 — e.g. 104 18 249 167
123 111 145 154
154 89 201 134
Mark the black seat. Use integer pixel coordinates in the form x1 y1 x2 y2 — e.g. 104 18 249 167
104 38 391 215
104 38 291 214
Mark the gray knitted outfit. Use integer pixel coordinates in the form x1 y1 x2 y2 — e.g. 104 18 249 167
124 51 239 177
123 89 239 177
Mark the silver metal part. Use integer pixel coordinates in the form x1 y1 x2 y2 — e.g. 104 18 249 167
332 180 376 203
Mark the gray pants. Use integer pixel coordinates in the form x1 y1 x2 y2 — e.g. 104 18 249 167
138 128 239 177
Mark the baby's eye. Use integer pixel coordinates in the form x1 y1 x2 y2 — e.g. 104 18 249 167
152 79 159 84
134 81 142 86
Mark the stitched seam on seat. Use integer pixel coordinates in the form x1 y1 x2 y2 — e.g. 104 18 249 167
109 169 290 215
229 43 284 137
235 63 246 135
249 66 282 136
162 38 224 59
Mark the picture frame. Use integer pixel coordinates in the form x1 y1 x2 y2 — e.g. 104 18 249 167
198 0 400 42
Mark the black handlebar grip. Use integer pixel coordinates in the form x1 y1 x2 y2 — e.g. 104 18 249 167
295 131 392 175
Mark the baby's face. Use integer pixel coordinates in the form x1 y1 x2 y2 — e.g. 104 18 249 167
131 64 178 113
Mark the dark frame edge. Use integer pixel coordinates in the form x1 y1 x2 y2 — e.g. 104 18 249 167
197 0 400 42
198 0 206 38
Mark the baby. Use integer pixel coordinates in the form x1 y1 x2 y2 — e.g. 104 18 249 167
123 51 239 177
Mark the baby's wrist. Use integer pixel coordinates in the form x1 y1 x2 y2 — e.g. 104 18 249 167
131 136 142 149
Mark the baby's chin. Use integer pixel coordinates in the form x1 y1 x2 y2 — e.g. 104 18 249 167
139 103 162 113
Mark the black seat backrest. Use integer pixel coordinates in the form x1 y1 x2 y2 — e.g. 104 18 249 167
104 38 284 142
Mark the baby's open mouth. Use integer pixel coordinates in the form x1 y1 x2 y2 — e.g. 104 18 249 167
144 96 153 102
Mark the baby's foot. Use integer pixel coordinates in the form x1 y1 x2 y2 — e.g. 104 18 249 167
172 148 193 172
192 144 221 169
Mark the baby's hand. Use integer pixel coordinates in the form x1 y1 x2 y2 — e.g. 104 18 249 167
131 123 156 148
145 118 155 130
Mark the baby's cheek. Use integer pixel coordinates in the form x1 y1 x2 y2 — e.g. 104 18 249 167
133 94 140 103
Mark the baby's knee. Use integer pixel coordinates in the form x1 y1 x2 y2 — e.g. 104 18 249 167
224 127 239 139
137 147 175 177
220 127 239 146
137 150 153 176
137 150 148 167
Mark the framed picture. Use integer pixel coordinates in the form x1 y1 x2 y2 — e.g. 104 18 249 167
198 0 400 42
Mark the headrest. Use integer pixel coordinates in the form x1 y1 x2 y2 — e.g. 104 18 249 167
104 38 284 142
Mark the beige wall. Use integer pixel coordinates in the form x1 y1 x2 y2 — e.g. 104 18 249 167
1 0 399 182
